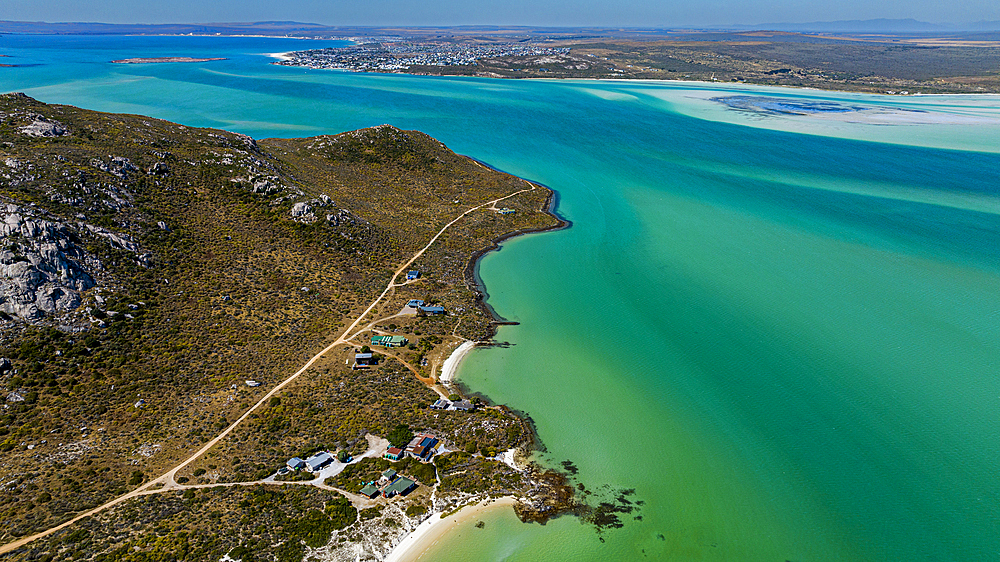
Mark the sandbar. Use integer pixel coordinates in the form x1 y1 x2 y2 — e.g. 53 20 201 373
111 57 227 64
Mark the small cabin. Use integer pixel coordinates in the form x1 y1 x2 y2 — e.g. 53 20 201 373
384 476 417 498
360 484 381 499
286 457 306 470
353 352 374 369
380 469 398 484
305 452 333 472
406 270 420 280
451 400 474 412
372 335 408 348
384 447 404 461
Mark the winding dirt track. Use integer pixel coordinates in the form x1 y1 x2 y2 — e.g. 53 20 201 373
0 183 535 555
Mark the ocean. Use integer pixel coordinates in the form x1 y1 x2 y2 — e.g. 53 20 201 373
2 34 999 561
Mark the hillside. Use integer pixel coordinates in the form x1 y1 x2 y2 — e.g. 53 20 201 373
0 93 575 561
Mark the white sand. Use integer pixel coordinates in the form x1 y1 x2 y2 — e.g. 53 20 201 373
385 497 517 562
267 52 292 61
439 341 476 384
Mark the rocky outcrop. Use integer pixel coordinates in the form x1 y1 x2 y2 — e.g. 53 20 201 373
1 203 96 320
19 116 69 138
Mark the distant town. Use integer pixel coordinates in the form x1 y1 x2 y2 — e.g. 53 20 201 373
275 41 571 72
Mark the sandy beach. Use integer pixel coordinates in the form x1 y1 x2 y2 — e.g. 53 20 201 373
385 497 517 562
439 340 476 384
267 52 293 61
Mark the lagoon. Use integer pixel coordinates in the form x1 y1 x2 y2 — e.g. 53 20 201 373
2 34 1000 561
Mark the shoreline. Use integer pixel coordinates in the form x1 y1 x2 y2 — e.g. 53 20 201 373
439 340 476 385
461 168 570 332
385 497 518 562
265 53 1000 96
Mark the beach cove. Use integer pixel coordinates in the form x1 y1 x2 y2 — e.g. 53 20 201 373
2 34 1000 561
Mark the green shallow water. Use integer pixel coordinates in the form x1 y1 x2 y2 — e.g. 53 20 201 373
3 35 1000 561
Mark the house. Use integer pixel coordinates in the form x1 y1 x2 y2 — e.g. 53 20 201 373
371 335 408 348
384 476 417 498
430 399 450 410
286 457 306 470
406 270 420 280
417 305 445 315
305 452 333 472
245 380 262 387
360 484 381 499
405 433 439 459
379 469 397 484
450 400 475 412
353 352 374 369
498 208 516 215
406 299 425 308
384 447 404 461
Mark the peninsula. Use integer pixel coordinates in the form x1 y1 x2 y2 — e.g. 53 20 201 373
0 93 611 561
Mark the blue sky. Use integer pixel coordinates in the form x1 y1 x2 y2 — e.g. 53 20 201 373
1 0 998 27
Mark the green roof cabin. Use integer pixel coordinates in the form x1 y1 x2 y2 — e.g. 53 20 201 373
371 335 408 347
384 476 417 498
360 484 381 499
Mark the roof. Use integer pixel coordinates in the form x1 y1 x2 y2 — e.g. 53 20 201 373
305 452 332 470
452 400 474 411
287 457 305 467
419 306 445 313
360 485 380 498
381 469 397 479
385 476 416 496
355 353 373 359
407 299 425 307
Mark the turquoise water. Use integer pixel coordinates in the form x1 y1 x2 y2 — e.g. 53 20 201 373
3 35 1000 561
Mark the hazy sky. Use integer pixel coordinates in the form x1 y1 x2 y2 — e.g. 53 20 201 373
1 0 998 27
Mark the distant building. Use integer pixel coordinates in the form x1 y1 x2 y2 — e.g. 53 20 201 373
405 433 439 459
384 447 404 461
286 457 306 470
380 469 397 484
406 270 420 280
305 452 333 472
353 352 374 369
384 476 417 498
406 299 425 308
418 305 445 315
372 335 408 347
245 380 262 387
360 484 381 498
498 208 516 215
430 399 450 410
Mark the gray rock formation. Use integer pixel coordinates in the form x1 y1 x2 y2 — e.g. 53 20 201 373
0 203 96 321
290 201 313 218
19 116 69 138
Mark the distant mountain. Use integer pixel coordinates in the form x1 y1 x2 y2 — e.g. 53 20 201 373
741 18 1000 33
